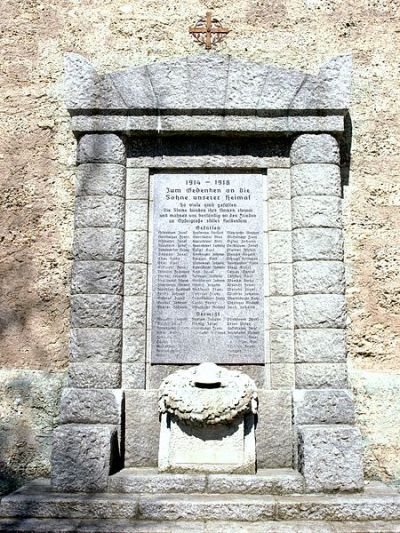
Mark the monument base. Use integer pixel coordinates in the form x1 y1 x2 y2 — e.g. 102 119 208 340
1 475 400 532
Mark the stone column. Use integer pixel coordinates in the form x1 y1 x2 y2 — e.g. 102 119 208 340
290 134 364 492
51 134 126 492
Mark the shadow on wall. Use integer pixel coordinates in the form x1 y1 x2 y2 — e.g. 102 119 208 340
0 372 66 498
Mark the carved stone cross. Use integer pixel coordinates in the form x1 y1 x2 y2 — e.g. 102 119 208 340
189 11 230 50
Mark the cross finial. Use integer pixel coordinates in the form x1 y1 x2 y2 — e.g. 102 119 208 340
189 11 230 50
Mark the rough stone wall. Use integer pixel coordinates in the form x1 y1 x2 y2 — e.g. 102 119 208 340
0 0 399 492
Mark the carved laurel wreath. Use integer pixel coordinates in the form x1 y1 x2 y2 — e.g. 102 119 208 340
159 366 258 426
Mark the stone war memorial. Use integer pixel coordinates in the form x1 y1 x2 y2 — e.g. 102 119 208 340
1 20 400 532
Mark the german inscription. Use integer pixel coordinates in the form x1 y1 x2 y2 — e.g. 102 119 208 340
151 173 265 364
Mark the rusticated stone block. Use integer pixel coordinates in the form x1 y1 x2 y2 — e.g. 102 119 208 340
60 388 121 424
298 425 364 492
125 390 160 467
295 363 348 389
77 134 126 164
124 263 147 296
291 164 341 197
293 389 355 425
121 362 146 389
292 197 342 229
268 297 293 329
125 231 148 263
71 294 122 328
293 261 345 295
290 134 340 165
256 390 293 468
71 261 123 295
294 294 346 328
269 330 294 363
76 163 125 197
267 199 292 231
74 228 124 261
123 296 147 329
122 328 146 363
68 362 121 388
270 363 295 389
126 168 149 200
74 196 124 228
294 329 346 363
51 424 119 492
266 168 291 199
268 232 292 263
70 328 122 363
269 264 293 296
125 200 148 231
292 228 343 261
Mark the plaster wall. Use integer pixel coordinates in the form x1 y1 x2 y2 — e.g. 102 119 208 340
0 0 399 493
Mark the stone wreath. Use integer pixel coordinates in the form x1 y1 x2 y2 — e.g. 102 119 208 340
159 363 258 426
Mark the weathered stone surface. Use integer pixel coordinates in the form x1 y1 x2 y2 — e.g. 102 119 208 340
270 363 295 389
76 163 125 197
293 261 345 295
60 388 121 424
292 197 342 229
74 228 124 261
77 134 126 164
124 263 147 296
123 296 146 329
65 54 350 114
268 232 292 263
267 199 292 231
109 468 207 494
70 328 122 363
292 228 343 261
126 168 149 200
51 424 118 492
125 231 148 263
122 328 146 363
1 490 137 520
290 134 340 165
70 295 122 328
295 363 348 389
269 264 293 296
294 294 346 328
138 493 276 521
266 168 291 199
126 200 148 231
108 467 303 495
294 329 346 363
74 196 124 228
71 261 123 295
293 389 355 425
207 470 304 495
269 330 294 363
121 362 145 389
268 297 293 329
298 425 364 492
256 390 293 468
125 390 159 467
291 163 341 197
68 363 121 389
291 55 352 111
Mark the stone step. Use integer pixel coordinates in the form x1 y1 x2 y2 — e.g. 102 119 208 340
1 518 400 532
108 467 305 495
1 479 399 523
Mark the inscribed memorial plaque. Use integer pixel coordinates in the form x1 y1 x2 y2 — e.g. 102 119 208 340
151 172 265 364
